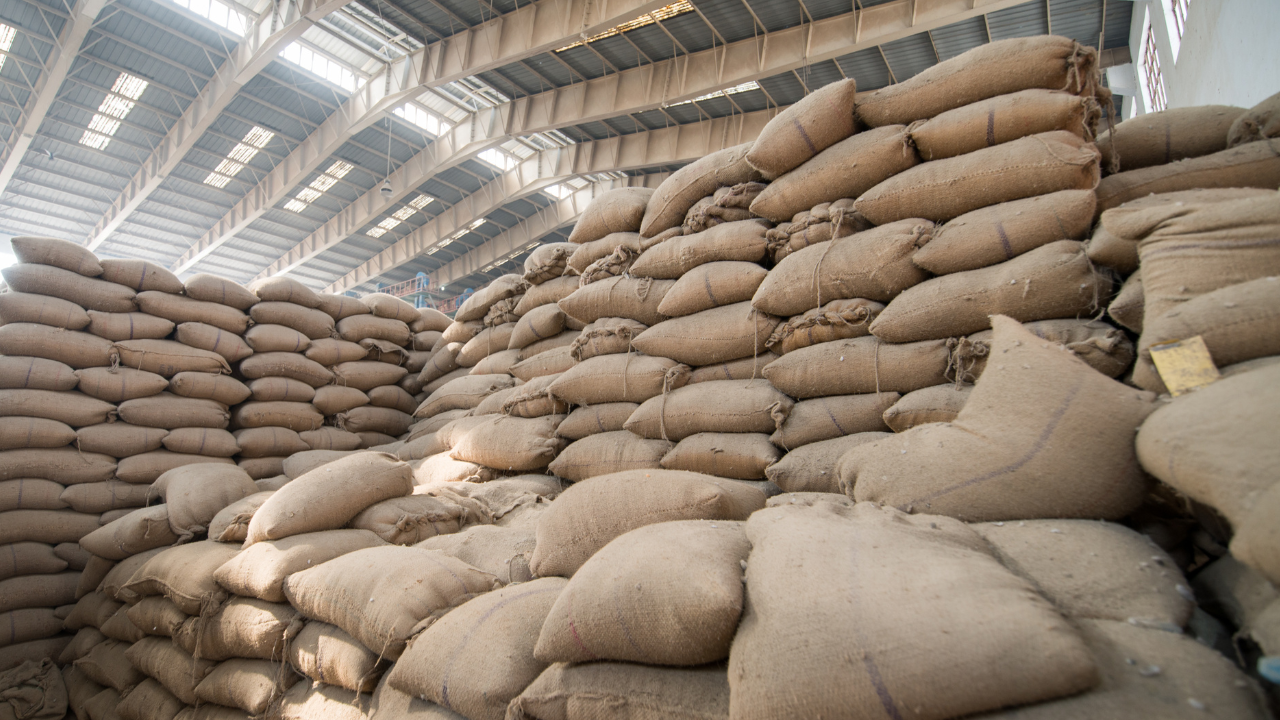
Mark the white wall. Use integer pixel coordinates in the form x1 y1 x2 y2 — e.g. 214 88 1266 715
1128 0 1280 114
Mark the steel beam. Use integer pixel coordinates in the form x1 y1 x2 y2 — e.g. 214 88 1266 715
0 0 109 198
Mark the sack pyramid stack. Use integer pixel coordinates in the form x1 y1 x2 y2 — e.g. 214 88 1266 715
2 34 1279 720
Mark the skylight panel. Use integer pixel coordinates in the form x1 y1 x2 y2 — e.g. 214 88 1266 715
165 0 248 36
204 125 275 188
408 194 434 210
477 148 517 171
283 159 357 213
281 42 358 92
0 24 15 73
367 227 388 238
393 103 446 137
391 206 416 221
79 73 148 151
283 199 309 213
669 81 761 107
326 160 354 178
556 0 693 51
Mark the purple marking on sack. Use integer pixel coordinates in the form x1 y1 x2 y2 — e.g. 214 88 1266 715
792 119 819 155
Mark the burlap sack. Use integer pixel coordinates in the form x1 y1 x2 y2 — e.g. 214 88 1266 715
415 503 543 577
369 669 466 719
624 379 791 442
213 529 386 603
117 677 183 720
74 640 143 691
508 305 565 351
745 78 857 178
368 385 417 414
0 389 112 429
660 433 778 480
1 264 134 313
565 232 642 276
0 638 73 675
0 291 89 329
910 89 1098 162
287 621 384 692
546 432 670 482
123 541 239 615
337 315 411 345
241 456 288 480
454 323 515 367
0 480 67 512
360 293 417 324
241 324 308 354
122 596 186 638
245 277 318 308
0 572 79 615
72 423 162 459
508 346 572 381
0 510 99 546
518 329 579 360
120 448 229 484
564 318 641 361
0 356 76 391
10 235 102 277
509 662 729 720
206 491 272 543
1106 270 1143 333
193 658 297 715
114 339 230 376
415 375 515 417
914 189 1096 275
882 384 971 432
501 375 568 418
387 577 564 720
641 143 761 237
411 452 497 485
63 590 118 630
1094 139 1280 215
73 367 166 403
245 452 412 545
283 545 498 659
962 318 1135 381
304 338 366 366
298 427 360 452
765 432 890 493
751 125 918 222
855 36 1099 127
766 298 883 355
281 449 354 479
555 403 639 440
86 310 176 341
630 220 768 280
136 292 248 335
0 607 65 649
1228 90 1280 148
751 219 932 317
520 242 574 285
117 393 229 429
1097 104 1243 171
763 336 950 398
238 353 333 388
249 302 334 340
631 302 777 367
0 323 115 368
98 258 182 294
567 188 652 244
514 276 579 316
870 240 1108 343
173 596 291 660
558 276 673 326
183 274 258 310
843 316 1156 521
160 428 239 457
1142 276 1280 385
548 353 685 405
649 263 764 320
350 492 491 546
310 387 368 419
454 275 526 323
330 362 408 392
728 501 1098 720
0 446 116 484
411 330 443 352
245 377 314 404
529 470 766 577
152 464 256 541
168 372 251 406
450 415 564 471
856 131 1101 225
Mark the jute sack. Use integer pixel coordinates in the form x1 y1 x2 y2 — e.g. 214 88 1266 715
1140 276 1280 379
114 339 230 376
282 545 499 660
547 432 671 482
412 330 443 352
98 258 183 294
249 302 334 340
0 608 64 648
1108 270 1143 332
74 639 144 692
0 264 135 313
1096 104 1243 171
509 346 574 381
0 510 98 546
632 302 777 367
160 427 239 457
529 470 766 577
455 275 527 323
213 529 387 603
762 336 951 398
515 276 579 316
0 389 114 427
117 451 235 485
0 323 115 368
765 432 890 493
387 577 563 720
63 591 117 630
243 324 309 353
655 261 768 319
395 432 448 461
555 403 639 440
855 36 1099 127
973 519 1192 626
0 542 68 579
1228 89 1280 147
1 479 67 511
305 338 366 365
207 491 272 543
74 367 168 403
855 131 1101 225
501 375 569 418
766 298 883 355
183 274 258 310
287 621 384 692
192 658 297 715
470 348 521 377
85 310 174 341
123 596 187 637
623 379 791 441
118 393 229 429
0 356 76 391
330 362 408 392
842 316 1157 522
123 541 239 615
728 501 1097 720
565 232 643 275
882 384 972 432
337 315 411 345
549 353 687 405
750 219 932 317
152 464 257 541
914 189 1096 275
509 305 566 350
416 343 461 384
168 372 251 406
238 353 332 388
245 377 314 403
511 663 730 720
962 318 1136 380
416 517 542 584
629 220 768 279
869 240 1108 343
117 677 183 720
362 293 419 323
414 375 515 417
351 492 491 546
642 144 762 237
559 277 674 326
74 423 164 458
411 453 497 485
64 664 105 715
369 671 468 720
455 323 516 367
249 276 320 308
450 415 565 471
368 385 417 414
9 235 102 277
523 242 576 285
0 448 116 484
0 572 79 615
660 433 779 480
1232 481 1280 589
1 638 73 675
245 452 412 546
909 89 1098 161
282 450 355 479
518 329 579 360
136 292 248 334
98 548 165 602
442 320 484 345
567 318 645 361
745 78 857 178
568 188 653 244
0 291 89 329
299 427 360 451
1094 139 1280 215
241 456 288 481
750 125 918 222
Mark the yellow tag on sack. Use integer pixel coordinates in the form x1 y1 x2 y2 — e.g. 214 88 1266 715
1149 336 1220 396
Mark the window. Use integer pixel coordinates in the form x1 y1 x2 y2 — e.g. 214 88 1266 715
0 24 14 73
669 81 761 107
280 42 358 92
166 0 248 36
284 160 355 214
364 195 435 238
1162 0 1190 61
80 73 148 151
477 148 517 171
204 125 274 188
1140 11 1168 113
393 103 449 137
